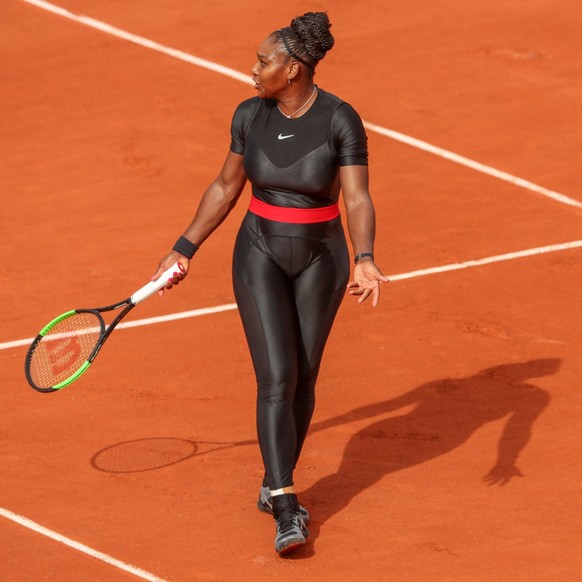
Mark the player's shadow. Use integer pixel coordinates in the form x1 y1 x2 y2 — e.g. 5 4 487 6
297 358 557 554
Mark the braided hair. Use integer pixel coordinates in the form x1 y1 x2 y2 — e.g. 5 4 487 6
274 12 334 76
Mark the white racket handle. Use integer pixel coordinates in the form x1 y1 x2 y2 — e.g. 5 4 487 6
131 261 184 305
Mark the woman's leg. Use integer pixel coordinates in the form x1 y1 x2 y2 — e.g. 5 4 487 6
291 230 349 466
233 218 300 490
233 214 349 489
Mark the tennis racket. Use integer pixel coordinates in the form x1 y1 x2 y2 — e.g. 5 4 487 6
25 261 185 393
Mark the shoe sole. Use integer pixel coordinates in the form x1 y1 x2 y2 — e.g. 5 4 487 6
277 537 307 556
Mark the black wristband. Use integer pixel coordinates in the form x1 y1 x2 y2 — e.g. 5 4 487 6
172 236 199 259
354 252 374 264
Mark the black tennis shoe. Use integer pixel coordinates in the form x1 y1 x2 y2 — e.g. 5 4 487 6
272 493 309 555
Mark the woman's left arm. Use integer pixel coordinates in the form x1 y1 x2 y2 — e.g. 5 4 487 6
341 165 389 306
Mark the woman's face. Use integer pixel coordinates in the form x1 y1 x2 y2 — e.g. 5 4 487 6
251 36 289 99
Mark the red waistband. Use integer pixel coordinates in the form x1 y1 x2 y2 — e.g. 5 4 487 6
248 196 340 224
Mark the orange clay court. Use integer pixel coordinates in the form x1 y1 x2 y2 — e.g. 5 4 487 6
1 0 582 580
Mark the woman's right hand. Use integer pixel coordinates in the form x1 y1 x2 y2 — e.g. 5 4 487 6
151 252 190 295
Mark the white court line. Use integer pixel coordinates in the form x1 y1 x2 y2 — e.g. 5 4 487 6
1 303 238 350
387 239 582 281
21 0 582 210
363 122 582 210
22 0 251 84
0 507 167 582
3 240 582 352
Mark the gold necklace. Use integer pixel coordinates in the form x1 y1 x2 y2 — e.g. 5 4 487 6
277 86 317 119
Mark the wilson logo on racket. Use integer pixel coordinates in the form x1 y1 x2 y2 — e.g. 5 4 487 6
45 333 82 376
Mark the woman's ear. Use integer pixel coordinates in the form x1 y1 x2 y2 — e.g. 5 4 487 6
287 61 300 83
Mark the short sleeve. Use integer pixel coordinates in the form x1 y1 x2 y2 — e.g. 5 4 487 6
332 103 368 166
229 97 260 155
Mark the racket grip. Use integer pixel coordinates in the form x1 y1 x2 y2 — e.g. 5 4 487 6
131 261 184 305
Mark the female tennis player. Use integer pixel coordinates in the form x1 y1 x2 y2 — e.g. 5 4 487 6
153 11 388 555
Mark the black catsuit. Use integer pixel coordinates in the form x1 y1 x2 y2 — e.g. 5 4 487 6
230 88 368 489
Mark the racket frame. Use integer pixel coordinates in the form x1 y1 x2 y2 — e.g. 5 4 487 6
24 261 184 393
25 300 134 393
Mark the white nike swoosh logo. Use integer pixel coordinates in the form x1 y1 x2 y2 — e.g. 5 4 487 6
278 133 295 140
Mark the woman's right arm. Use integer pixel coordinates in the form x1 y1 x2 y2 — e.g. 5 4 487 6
152 150 247 287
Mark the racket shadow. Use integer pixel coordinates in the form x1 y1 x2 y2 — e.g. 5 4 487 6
91 436 257 473
296 358 557 555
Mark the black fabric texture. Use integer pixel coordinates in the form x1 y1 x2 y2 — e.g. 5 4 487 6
230 88 368 208
232 213 349 489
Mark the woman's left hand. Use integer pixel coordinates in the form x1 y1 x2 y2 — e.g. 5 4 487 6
346 259 389 307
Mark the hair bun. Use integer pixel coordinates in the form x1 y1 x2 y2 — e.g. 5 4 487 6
290 12 334 62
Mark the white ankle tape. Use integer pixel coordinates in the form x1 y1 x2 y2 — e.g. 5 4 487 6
270 487 295 496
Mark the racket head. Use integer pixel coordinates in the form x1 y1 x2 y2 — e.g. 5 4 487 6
25 310 105 393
